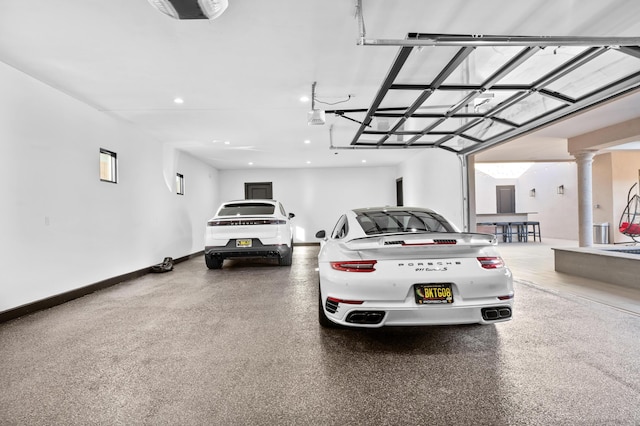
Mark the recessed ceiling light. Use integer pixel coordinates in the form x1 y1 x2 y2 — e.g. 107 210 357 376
304 140 311 144
306 161 311 164
362 159 367 163
174 97 184 104
248 162 254 166
300 96 310 103
224 141 230 145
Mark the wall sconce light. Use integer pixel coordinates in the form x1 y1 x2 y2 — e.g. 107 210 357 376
557 185 565 195
529 188 536 197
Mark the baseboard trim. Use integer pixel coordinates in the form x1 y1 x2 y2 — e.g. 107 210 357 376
0 251 203 324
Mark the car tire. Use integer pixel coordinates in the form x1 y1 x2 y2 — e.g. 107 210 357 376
318 285 338 328
205 255 223 269
278 244 293 266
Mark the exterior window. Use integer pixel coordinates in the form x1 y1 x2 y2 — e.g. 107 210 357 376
99 149 117 183
176 173 184 195
331 215 349 239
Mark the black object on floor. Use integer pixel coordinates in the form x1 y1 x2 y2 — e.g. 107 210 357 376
151 257 173 273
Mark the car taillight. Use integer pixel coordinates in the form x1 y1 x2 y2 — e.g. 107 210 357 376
207 219 286 226
327 296 364 305
330 260 377 272
477 257 505 269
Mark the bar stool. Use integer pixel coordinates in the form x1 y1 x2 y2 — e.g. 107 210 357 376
524 221 541 242
509 222 527 242
494 222 512 242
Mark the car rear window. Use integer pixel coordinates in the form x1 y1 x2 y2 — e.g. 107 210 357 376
356 210 454 235
218 203 275 216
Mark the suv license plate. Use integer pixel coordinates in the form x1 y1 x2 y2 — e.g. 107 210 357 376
236 239 252 248
414 283 453 304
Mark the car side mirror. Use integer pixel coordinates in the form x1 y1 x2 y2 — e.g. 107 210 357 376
315 230 326 239
288 213 295 219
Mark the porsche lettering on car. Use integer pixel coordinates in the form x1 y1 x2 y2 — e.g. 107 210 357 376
315 207 514 328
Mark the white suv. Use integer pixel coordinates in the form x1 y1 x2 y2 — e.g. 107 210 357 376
204 199 295 269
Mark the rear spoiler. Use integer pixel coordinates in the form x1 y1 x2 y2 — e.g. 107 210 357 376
345 232 497 249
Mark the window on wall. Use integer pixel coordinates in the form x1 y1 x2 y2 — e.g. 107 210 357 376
176 173 184 195
396 178 404 206
99 149 117 183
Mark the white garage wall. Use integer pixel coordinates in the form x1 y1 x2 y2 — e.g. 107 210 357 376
0 62 219 312
396 149 464 228
475 172 517 214
218 167 397 243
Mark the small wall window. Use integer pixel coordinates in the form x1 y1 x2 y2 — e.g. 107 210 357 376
396 177 404 206
99 149 117 183
176 173 184 195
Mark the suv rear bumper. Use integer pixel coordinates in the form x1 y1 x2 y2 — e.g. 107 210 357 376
205 239 290 259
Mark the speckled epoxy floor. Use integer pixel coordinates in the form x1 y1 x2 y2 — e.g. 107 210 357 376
1 245 639 425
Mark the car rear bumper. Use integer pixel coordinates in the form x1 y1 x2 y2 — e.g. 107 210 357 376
205 240 290 259
322 298 514 328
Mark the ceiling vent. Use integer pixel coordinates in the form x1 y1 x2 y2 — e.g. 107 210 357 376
148 0 228 20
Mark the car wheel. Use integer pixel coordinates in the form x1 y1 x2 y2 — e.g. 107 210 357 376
318 284 338 328
278 245 293 266
205 255 223 269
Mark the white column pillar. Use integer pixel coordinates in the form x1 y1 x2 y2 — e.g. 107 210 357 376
574 150 597 247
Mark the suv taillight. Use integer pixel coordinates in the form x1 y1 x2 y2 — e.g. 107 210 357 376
477 257 505 269
207 219 286 226
330 260 377 272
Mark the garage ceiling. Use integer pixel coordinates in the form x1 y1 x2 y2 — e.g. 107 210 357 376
2 0 640 169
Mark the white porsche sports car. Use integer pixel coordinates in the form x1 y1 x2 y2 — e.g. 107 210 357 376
315 207 513 328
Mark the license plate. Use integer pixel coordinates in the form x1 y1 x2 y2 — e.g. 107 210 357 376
414 283 453 304
236 239 252 248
